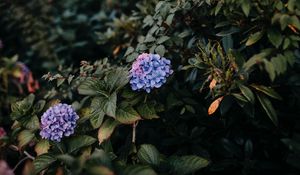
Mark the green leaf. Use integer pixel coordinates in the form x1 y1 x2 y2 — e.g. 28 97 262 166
56 154 76 166
98 118 119 144
116 106 141 124
68 135 96 153
267 29 283 48
78 79 109 97
216 27 239 36
243 49 272 71
232 93 248 103
157 36 170 44
241 0 251 17
250 84 282 100
33 100 46 113
283 38 290 49
137 103 159 120
169 155 210 175
137 144 160 166
123 165 157 175
89 104 105 129
22 115 40 130
11 94 35 120
18 130 35 148
256 93 278 126
155 45 166 56
239 85 255 103
35 140 50 156
246 31 263 46
124 47 135 57
279 14 290 30
33 154 57 174
105 68 129 92
214 1 223 15
92 92 117 118
263 59 276 81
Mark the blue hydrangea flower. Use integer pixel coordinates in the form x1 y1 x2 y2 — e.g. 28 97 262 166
129 53 173 93
40 103 79 142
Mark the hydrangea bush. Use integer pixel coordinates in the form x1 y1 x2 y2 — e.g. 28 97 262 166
0 0 300 175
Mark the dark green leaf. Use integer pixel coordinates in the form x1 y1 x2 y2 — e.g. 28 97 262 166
123 165 157 175
33 154 56 173
267 29 283 48
137 103 159 120
256 93 278 126
239 85 255 103
68 135 96 153
137 144 160 166
169 155 210 175
250 84 282 100
116 106 141 124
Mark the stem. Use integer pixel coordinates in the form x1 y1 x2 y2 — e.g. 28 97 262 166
13 157 29 172
132 121 139 144
143 94 148 103
13 151 35 172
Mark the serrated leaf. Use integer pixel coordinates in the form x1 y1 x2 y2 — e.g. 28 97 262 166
78 79 109 97
137 144 160 166
137 103 159 119
18 130 35 148
267 29 283 48
35 140 50 156
105 68 129 92
246 31 263 46
250 84 282 100
98 119 119 144
33 154 56 174
169 155 209 175
92 92 117 118
33 100 46 113
123 165 157 175
11 94 35 120
68 135 96 153
256 93 278 126
22 115 40 130
239 85 255 103
116 106 141 124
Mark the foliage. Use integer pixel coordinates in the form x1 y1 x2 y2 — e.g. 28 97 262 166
0 0 300 175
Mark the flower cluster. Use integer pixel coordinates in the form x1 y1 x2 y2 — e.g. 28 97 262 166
0 127 6 138
40 103 79 142
13 62 39 93
129 53 173 93
0 160 14 175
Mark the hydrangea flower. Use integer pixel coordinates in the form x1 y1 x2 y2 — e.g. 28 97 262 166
129 53 173 93
0 160 14 175
40 103 79 142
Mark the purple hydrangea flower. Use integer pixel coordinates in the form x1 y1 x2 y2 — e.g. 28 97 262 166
129 53 173 93
40 103 79 142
